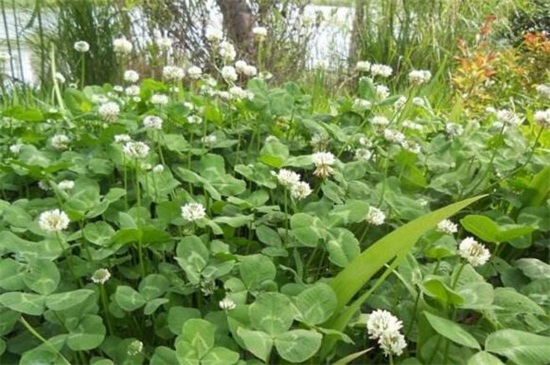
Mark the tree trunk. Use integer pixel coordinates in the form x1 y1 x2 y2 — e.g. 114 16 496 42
348 0 366 71
216 0 256 61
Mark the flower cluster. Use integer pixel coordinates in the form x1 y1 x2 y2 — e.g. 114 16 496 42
367 309 407 356
122 141 150 159
408 69 432 85
98 102 120 122
38 209 70 232
91 268 111 285
274 169 312 200
113 37 133 54
437 219 458 234
534 109 550 128
74 41 90 53
143 115 163 130
181 202 206 222
366 206 386 226
312 151 336 178
458 237 491 267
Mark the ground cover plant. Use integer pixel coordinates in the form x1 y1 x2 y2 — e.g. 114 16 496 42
1 5 550 365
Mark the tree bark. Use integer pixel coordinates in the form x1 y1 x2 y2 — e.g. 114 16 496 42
216 0 256 60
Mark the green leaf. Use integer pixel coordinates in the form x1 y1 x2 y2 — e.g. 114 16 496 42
176 236 209 285
213 215 253 228
274 329 322 363
151 346 178 365
23 259 60 295
167 306 201 335
46 289 95 311
0 307 20 336
180 318 215 358
139 274 170 300
326 228 360 268
519 165 550 208
467 351 505 365
237 328 273 362
327 200 371 227
332 349 372 365
290 213 327 247
114 286 146 311
493 288 545 315
422 278 464 307
83 222 116 246
249 293 294 336
424 312 480 349
202 347 240 365
256 225 282 247
460 215 500 242
515 258 550 280
0 292 46 315
3 205 33 228
457 282 494 310
485 329 550 365
294 283 337 325
66 315 106 351
144 298 169 315
239 254 276 291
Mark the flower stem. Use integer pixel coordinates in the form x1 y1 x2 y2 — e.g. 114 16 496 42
20 316 72 365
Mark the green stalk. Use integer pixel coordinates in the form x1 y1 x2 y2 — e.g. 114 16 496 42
135 164 146 278
19 317 71 365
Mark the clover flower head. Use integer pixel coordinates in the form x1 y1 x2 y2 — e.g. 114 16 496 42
402 120 423 131
113 37 133 54
370 64 393 78
379 331 407 356
151 93 169 106
57 180 75 191
275 169 301 188
235 60 248 73
187 65 203 80
353 98 372 111
408 69 432 85
125 85 140 96
219 298 237 310
218 41 236 62
394 96 407 109
98 102 120 122
372 116 390 126
252 26 268 40
123 70 139 83
496 109 522 126
221 66 238 82
74 41 90 53
162 66 185 81
383 129 406 144
50 134 70 150
366 206 385 226
122 141 150 159
437 219 458 234
534 109 550 128
374 84 390 100
91 268 111 285
356 60 371 72
312 151 336 178
367 309 403 339
143 115 163 130
202 134 217 145
445 122 463 138
9 143 23 154
55 72 66 84
205 27 224 43
181 202 206 221
243 65 258 77
38 209 70 232
155 36 173 51
310 134 329 152
127 340 143 356
114 134 132 143
290 181 312 200
459 237 490 267
355 148 373 162
187 115 203 124
152 164 164 173
535 84 550 99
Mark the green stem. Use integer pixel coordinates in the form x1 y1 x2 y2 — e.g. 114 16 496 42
100 285 115 335
20 317 72 365
135 164 146 277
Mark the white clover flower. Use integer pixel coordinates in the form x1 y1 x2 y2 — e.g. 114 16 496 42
74 41 90 53
50 134 70 150
437 219 458 235
205 28 223 43
219 298 237 310
91 94 108 104
235 60 248 73
371 116 390 127
402 140 421 154
143 115 163 130
408 69 432 85
243 65 257 77
535 84 550 99
355 148 373 161
68 83 78 89
290 181 312 200
221 66 238 82
370 64 393 78
98 102 120 122
151 93 169 106
57 180 75 191
114 134 132 143
201 134 217 145
358 136 372 147
412 97 426 107
113 85 124 93
0 51 11 62
91 268 111 285
458 237 491 267
141 163 152 171
445 123 463 138
152 164 164 173
367 309 403 340
55 72 66 84
123 70 139 83
394 96 407 109
310 134 329 152
379 331 407 356
181 202 206 221
162 66 185 81
187 65 202 80
534 109 550 128
366 206 386 225
125 85 140 96
218 41 236 62
122 141 150 159
312 151 336 178
252 26 268 40
402 120 423 131
496 109 522 126
9 143 23 154
127 340 143 356
217 91 231 100
374 84 390 100
229 86 253 100
155 36 173 51
275 169 301 188
383 129 406 144
38 209 70 232
38 180 51 191
356 60 371 72
259 71 273 80
187 115 203 124
353 98 372 111
113 37 133 54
